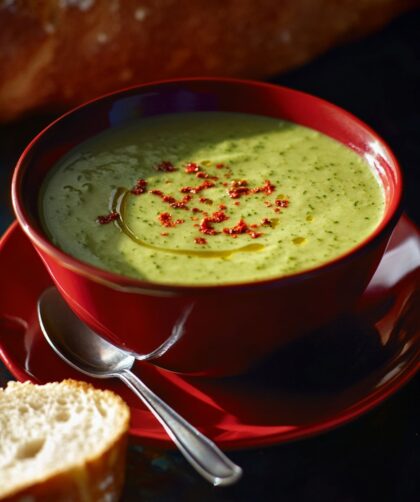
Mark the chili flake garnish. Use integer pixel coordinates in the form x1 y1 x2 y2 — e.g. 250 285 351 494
199 197 213 205
180 180 215 194
261 218 272 226
253 180 275 195
219 203 227 210
155 160 176 172
223 219 248 235
209 210 229 223
170 195 191 209
197 209 228 235
97 211 119 225
199 217 218 235
150 190 191 210
223 218 263 238
163 194 176 204
196 171 218 180
228 179 275 198
150 189 163 197
158 212 184 228
194 237 207 245
275 199 289 208
184 162 200 173
227 179 250 199
216 163 225 169
131 178 148 195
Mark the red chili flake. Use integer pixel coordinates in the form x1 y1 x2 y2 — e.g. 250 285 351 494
223 219 263 238
223 219 248 235
192 207 202 213
261 218 272 226
184 162 200 173
263 180 276 195
210 210 229 223
170 194 191 210
158 212 174 227
250 179 276 195
194 237 207 245
150 190 190 210
131 178 148 195
274 208 281 213
162 194 176 204
97 211 119 225
250 224 258 229
200 180 216 191
199 217 218 235
155 161 176 172
228 179 250 199
275 199 289 208
180 180 215 194
234 201 240 206
161 232 169 236
216 163 225 169
199 197 213 205
196 171 218 180
158 213 184 227
228 187 249 198
222 182 228 187
219 203 227 210
264 200 273 208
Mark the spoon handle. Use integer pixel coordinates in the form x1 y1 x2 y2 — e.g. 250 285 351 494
119 369 242 486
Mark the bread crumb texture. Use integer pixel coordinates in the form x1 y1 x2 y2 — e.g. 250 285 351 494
0 379 130 502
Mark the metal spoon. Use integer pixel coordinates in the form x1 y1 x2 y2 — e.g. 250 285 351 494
37 287 242 487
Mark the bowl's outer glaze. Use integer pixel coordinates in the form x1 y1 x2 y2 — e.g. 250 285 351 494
12 79 402 376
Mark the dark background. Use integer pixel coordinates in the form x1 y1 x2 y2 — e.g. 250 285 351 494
0 10 419 502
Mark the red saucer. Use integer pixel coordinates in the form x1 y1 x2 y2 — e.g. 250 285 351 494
0 218 419 449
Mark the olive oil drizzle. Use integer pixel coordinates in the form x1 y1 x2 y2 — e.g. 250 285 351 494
110 188 264 258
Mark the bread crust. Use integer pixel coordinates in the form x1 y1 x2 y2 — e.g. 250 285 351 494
0 0 418 121
0 379 130 502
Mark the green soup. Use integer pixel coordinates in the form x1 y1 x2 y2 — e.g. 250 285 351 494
40 112 385 285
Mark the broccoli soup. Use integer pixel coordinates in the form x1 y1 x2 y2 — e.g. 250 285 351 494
40 112 385 285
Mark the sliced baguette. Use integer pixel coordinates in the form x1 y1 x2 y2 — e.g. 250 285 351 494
0 0 418 121
0 379 130 502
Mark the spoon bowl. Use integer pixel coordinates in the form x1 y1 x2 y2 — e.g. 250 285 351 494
37 287 242 487
38 288 134 376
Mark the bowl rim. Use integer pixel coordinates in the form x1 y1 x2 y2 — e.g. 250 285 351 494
11 77 404 294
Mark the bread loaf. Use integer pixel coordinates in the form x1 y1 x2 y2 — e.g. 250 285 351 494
0 379 130 502
0 0 418 121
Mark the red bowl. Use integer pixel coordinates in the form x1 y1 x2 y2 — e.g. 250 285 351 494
11 78 403 377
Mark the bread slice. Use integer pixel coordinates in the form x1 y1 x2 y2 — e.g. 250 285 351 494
0 379 130 502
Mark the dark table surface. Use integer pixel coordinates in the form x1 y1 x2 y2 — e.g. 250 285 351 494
0 11 419 502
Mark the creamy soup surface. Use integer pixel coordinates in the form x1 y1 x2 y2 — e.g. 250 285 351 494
40 112 385 284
